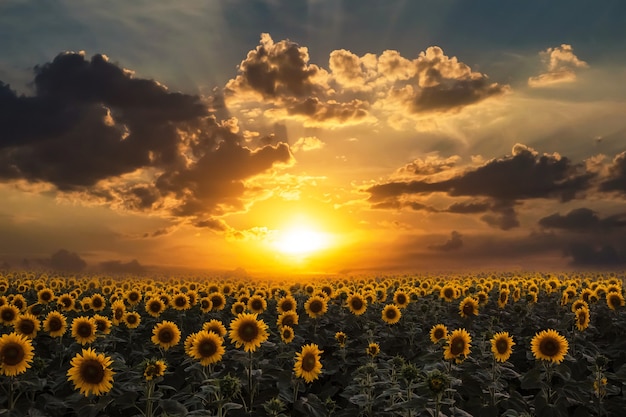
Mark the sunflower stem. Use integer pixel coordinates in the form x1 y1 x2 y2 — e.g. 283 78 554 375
247 350 254 414
8 377 15 411
145 379 155 417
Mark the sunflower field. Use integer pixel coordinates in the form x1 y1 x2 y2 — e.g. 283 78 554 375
0 271 625 417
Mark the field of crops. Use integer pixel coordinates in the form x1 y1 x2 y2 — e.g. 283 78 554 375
0 271 624 417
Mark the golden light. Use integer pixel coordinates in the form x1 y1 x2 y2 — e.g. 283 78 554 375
273 226 331 256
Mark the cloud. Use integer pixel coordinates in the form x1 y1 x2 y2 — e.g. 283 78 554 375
528 44 588 87
428 231 463 251
0 52 293 226
394 155 461 178
567 243 626 266
599 151 626 193
292 136 325 152
367 144 594 203
49 249 87 272
539 208 626 232
99 259 147 274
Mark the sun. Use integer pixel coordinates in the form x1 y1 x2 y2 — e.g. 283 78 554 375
273 226 331 256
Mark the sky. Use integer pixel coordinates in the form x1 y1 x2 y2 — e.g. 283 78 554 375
1 0 626 275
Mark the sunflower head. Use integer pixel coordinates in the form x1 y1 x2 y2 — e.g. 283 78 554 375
304 296 328 319
145 298 166 317
335 331 347 348
280 326 295 344
459 297 479 318
346 294 367 316
277 295 297 313
247 295 267 314
144 359 167 381
72 317 97 345
366 342 380 357
606 292 625 310
15 313 41 339
490 332 515 362
444 329 472 362
294 343 323 383
381 304 401 325
277 311 299 329
202 319 227 337
0 304 19 325
44 311 68 338
123 312 141 329
229 313 269 352
188 330 225 366
0 332 34 376
575 307 590 331
426 370 449 394
429 324 448 344
151 321 182 350
530 329 569 364
67 348 115 396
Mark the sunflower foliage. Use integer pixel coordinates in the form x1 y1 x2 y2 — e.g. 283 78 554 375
0 271 626 416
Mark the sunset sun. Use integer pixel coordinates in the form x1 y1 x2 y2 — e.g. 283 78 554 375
273 226 331 256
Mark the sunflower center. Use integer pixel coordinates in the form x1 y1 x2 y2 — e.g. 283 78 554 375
301 353 316 372
211 296 223 309
449 337 465 355
385 309 397 319
1 343 25 366
234 304 244 314
198 339 217 357
127 315 138 324
18 320 35 335
495 338 509 354
281 301 294 311
609 295 620 308
201 300 210 309
48 317 63 331
281 316 294 326
92 298 103 308
539 337 559 357
95 320 107 332
80 359 105 384
282 329 292 339
500 293 507 302
462 304 475 315
114 309 124 320
77 322 93 338
434 328 444 339
129 293 139 302
159 329 174 343
351 298 363 310
40 291 52 301
238 322 259 342
1 309 16 322
149 301 162 312
396 294 407 304
251 299 263 310
443 289 454 298
309 300 323 314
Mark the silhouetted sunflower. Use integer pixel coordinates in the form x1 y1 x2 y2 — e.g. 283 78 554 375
151 321 181 350
229 313 268 352
0 332 34 376
606 292 625 310
490 332 514 362
531 329 569 364
144 359 167 381
188 330 225 366
294 343 323 383
381 304 401 325
459 297 479 318
67 348 114 396
335 331 347 348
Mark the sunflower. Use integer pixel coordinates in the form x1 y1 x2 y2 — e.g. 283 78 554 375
606 292 625 310
111 300 126 325
188 330 225 366
490 332 515 362
14 313 41 339
575 306 590 331
280 325 295 344
202 319 227 337
208 292 226 311
171 293 190 311
230 301 246 316
144 359 167 381
346 293 368 316
0 332 34 376
393 290 410 308
44 311 67 338
497 289 509 309
56 294 75 311
229 313 268 352
151 321 181 350
93 314 112 335
335 331 347 348
459 297 479 318
0 304 19 326
476 291 489 306
37 288 55 304
277 295 297 313
277 311 299 329
247 295 267 314
294 343 323 383
530 329 569 364
381 304 402 325
429 324 448 344
304 295 328 319
123 311 141 329
125 290 142 306
145 298 166 317
366 342 380 357
90 294 106 311
67 348 114 396
71 316 97 345
440 285 457 302
200 297 214 313
444 329 471 361
11 294 27 312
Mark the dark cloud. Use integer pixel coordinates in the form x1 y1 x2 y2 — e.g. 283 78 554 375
428 231 463 251
99 259 147 274
412 77 506 113
599 151 626 193
567 243 626 266
539 208 626 232
49 249 87 272
0 52 293 225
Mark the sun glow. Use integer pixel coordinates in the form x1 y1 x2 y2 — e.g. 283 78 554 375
273 227 331 256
